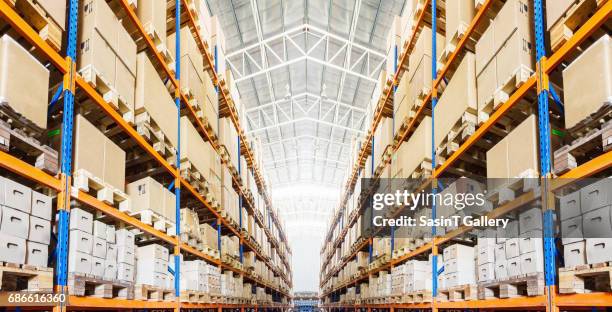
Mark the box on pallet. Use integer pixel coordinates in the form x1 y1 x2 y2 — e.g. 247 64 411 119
136 0 167 48
74 114 126 191
0 34 50 129
127 177 176 226
391 116 432 178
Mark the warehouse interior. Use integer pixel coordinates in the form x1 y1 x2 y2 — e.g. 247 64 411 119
0 0 610 311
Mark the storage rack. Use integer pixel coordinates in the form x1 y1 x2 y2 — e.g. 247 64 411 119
0 0 293 310
319 0 612 311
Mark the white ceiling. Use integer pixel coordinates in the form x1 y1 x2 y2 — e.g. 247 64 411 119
207 0 405 291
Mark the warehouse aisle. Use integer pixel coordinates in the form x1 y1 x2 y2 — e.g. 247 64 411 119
0 0 611 311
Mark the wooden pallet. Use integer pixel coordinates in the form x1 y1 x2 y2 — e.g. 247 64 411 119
0 262 53 292
403 290 433 303
68 273 134 299
180 290 209 303
180 160 210 197
554 105 612 175
0 108 58 174
549 0 606 52
73 168 130 212
134 284 175 301
440 23 470 63
142 23 175 73
134 111 176 162
478 272 545 299
5 0 62 51
130 209 174 233
436 111 478 161
559 262 612 294
79 65 134 124
479 65 533 124
438 284 478 302
486 169 539 208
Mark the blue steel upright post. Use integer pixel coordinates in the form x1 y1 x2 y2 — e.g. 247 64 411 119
55 1 78 311
534 0 557 311
430 0 439 299
239 136 244 263
174 0 182 301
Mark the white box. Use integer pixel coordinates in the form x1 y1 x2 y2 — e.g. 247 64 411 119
445 270 475 287
137 256 167 273
519 232 543 254
1 177 31 213
586 238 612 264
443 244 474 260
26 240 48 266
28 215 51 244
0 232 26 263
505 238 520 258
519 207 543 233
507 256 522 276
31 191 52 220
137 244 169 260
478 262 495 282
93 220 107 239
69 229 93 254
106 225 116 243
520 250 544 274
560 191 580 221
1 205 29 239
495 260 508 279
136 271 167 288
561 216 583 245
91 256 105 277
445 256 475 274
107 243 117 261
494 243 506 261
70 208 93 233
477 243 495 265
117 244 135 265
115 228 135 246
117 262 134 282
93 236 107 258
582 206 612 238
581 179 612 213
563 240 586 268
104 259 117 280
69 250 92 274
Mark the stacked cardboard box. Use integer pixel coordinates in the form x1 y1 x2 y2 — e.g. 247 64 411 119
68 209 134 282
135 244 171 288
219 117 239 169
221 235 240 259
486 114 539 191
444 1 475 54
0 177 52 266
436 178 489 235
391 116 432 178
391 260 430 295
167 26 205 111
0 34 50 129
406 27 445 115
73 114 127 193
434 52 477 151
385 16 402 79
476 0 534 122
210 15 227 80
373 117 394 168
135 52 178 149
127 177 176 227
560 178 612 267
136 0 168 50
200 223 219 251
561 35 611 130
78 0 137 122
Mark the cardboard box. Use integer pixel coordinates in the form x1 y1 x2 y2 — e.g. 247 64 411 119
507 256 521 276
31 191 52 221
93 236 107 258
107 243 117 260
582 206 612 238
0 35 49 129
70 229 93 254
495 31 534 90
545 0 576 30
37 0 67 31
445 0 474 46
69 250 92 274
136 0 167 46
163 187 176 224
117 245 135 265
91 256 105 277
561 216 583 244
180 116 210 178
560 190 581 221
2 177 32 213
519 234 543 254
408 26 445 76
137 244 169 260
475 20 495 74
135 52 178 147
495 260 508 279
69 207 93 233
564 240 586 267
26 241 48 267
127 177 165 217
93 220 107 239
520 250 543 274
1 206 29 239
519 207 543 233
28 215 51 244
505 238 520 258
106 225 116 243
117 262 134 282
493 0 531 49
78 13 117 84
80 0 118 51
478 262 495 282
104 259 117 280
434 52 477 148
393 116 432 178
580 178 612 214
74 114 105 182
0 233 26 264
115 229 135 247
476 57 497 111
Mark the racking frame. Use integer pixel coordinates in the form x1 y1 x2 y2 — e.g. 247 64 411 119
319 0 612 311
0 0 293 310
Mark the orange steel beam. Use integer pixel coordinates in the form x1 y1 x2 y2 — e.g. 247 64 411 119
437 296 547 309
0 151 62 190
67 296 177 309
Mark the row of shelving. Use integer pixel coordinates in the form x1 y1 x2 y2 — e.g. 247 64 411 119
319 0 612 309
0 0 292 307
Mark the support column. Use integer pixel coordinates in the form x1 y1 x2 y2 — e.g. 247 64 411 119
173 2 182 312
